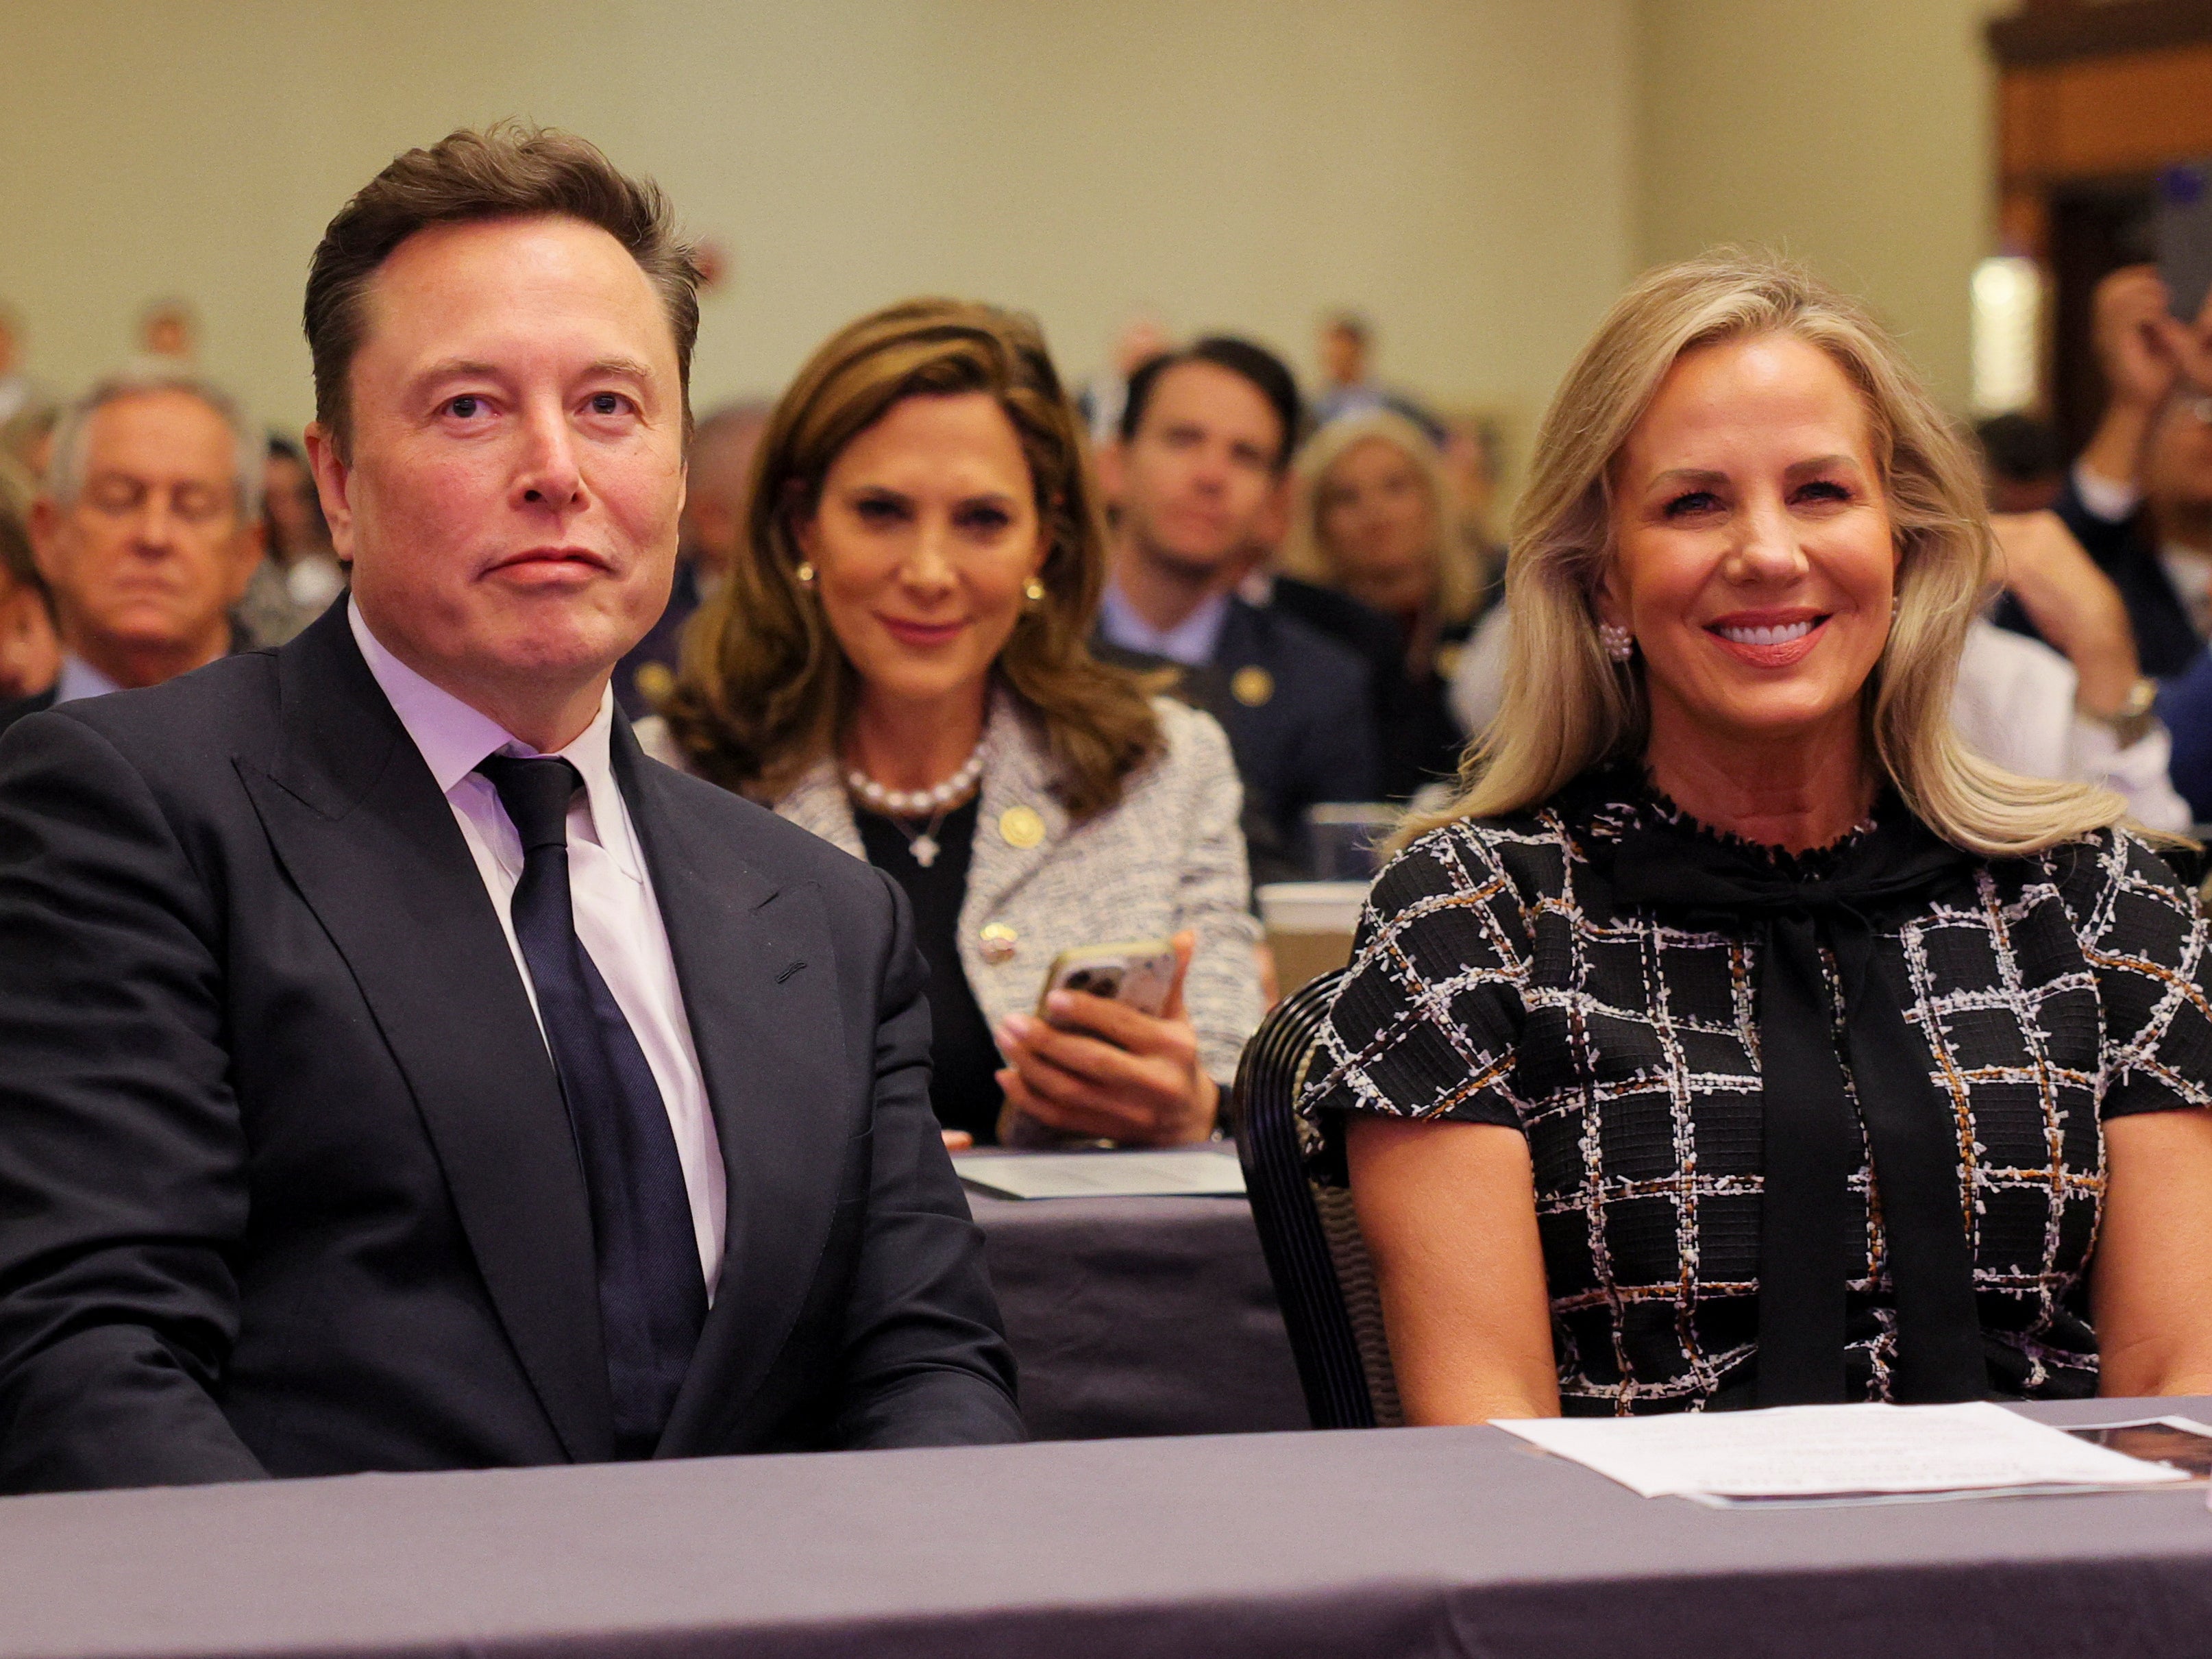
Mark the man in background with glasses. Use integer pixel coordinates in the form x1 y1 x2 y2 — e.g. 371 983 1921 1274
0 368 261 737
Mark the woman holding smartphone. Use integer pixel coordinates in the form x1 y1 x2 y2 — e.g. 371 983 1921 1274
649 299 1260 1148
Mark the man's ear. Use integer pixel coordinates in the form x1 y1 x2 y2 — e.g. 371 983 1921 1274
302 422 354 562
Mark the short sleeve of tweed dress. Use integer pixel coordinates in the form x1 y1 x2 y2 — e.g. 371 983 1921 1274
1302 820 1538 1131
2054 829 2212 1120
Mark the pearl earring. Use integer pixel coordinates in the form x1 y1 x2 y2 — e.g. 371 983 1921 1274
1599 622 1634 663
1024 576 1046 603
794 561 816 585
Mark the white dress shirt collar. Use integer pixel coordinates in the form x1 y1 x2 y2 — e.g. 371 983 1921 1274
1097 580 1231 667
347 598 642 882
53 653 122 705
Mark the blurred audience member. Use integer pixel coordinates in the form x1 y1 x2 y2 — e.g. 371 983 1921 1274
615 399 767 715
1076 312 1170 450
1280 408 1482 799
2028 266 2212 676
236 435 345 648
0 308 54 518
1 404 58 502
1975 411 2064 514
1960 511 2189 831
1095 336 1378 884
1311 310 1442 442
652 299 1260 1149
1441 413 1510 582
0 508 59 701
0 367 260 735
136 297 199 365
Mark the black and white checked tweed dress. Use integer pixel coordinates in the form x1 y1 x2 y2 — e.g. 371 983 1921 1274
1298 772 2212 1414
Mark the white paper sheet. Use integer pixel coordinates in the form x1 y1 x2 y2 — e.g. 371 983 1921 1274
1491 1401 2193 1500
950 1148 1247 1200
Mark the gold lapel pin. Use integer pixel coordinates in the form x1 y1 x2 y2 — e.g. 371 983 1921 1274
1231 665 1275 707
998 804 1046 849
979 922 1019 963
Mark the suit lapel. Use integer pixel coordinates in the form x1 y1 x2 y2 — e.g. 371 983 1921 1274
612 726 852 1450
234 607 614 1464
963 690 1068 927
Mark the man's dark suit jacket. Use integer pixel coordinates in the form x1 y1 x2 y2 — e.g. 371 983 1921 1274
0 604 1022 1494
1096 595 1379 887
1995 472 2203 679
0 683 56 740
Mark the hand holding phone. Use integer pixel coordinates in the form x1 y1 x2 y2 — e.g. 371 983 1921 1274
993 929 1218 1146
1034 937 1177 1024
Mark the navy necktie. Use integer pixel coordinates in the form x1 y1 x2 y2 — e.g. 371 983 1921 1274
476 753 706 1458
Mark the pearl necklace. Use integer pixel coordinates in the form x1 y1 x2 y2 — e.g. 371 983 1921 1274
844 736 987 869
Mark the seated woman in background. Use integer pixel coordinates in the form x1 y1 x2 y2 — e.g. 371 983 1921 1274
1299 252 2212 1419
652 299 1259 1149
1279 408 1486 801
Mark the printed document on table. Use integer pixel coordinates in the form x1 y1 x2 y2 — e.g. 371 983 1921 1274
951 1148 1247 1200
1491 1402 2193 1500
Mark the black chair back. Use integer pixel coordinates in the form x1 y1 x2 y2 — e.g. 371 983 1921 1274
1229 969 1401 1429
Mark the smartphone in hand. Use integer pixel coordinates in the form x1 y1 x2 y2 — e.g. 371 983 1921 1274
1035 937 1177 1024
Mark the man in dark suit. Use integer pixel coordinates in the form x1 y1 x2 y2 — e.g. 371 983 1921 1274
0 126 1019 1495
1094 337 1378 887
0 366 262 737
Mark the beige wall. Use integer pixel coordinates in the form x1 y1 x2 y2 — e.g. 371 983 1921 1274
1634 0 2010 412
0 0 1634 454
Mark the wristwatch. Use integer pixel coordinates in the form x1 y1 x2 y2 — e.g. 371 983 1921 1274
2085 675 2160 749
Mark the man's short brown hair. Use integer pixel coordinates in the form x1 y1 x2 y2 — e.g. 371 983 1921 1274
304 123 700 457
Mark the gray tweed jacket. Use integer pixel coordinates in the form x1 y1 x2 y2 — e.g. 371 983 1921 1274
763 692 1262 1088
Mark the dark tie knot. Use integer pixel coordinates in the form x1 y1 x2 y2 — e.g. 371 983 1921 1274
476 754 582 854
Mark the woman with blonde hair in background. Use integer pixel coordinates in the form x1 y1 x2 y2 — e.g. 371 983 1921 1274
1299 251 2212 1419
1280 407 1485 800
652 299 1259 1149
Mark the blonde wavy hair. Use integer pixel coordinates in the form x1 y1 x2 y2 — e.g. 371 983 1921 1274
1399 249 2128 858
658 297 1161 817
1279 408 1483 626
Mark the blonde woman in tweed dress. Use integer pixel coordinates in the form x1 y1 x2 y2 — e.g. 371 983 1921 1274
650 299 1259 1148
1301 254 2212 1421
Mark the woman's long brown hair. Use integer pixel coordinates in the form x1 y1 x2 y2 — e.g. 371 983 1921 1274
659 297 1161 818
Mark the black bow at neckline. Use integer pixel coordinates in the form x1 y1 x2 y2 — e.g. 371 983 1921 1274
1603 782 1987 1407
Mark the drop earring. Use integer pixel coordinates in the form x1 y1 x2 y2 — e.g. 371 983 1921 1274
1599 621 1634 663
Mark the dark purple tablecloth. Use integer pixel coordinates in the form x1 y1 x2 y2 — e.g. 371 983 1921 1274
966 1188 1308 1440
5 1397 2212 1658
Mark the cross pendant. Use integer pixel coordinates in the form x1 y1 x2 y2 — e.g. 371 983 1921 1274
910 833 940 868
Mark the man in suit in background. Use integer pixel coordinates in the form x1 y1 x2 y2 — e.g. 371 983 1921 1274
1094 336 1378 887
613 399 767 717
0 124 1020 1495
0 367 262 737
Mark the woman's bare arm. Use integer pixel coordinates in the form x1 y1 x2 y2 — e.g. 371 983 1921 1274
1344 1114 1560 1422
2093 1107 2212 1398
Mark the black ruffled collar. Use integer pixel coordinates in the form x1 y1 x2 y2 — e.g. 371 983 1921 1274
1570 761 1888 883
